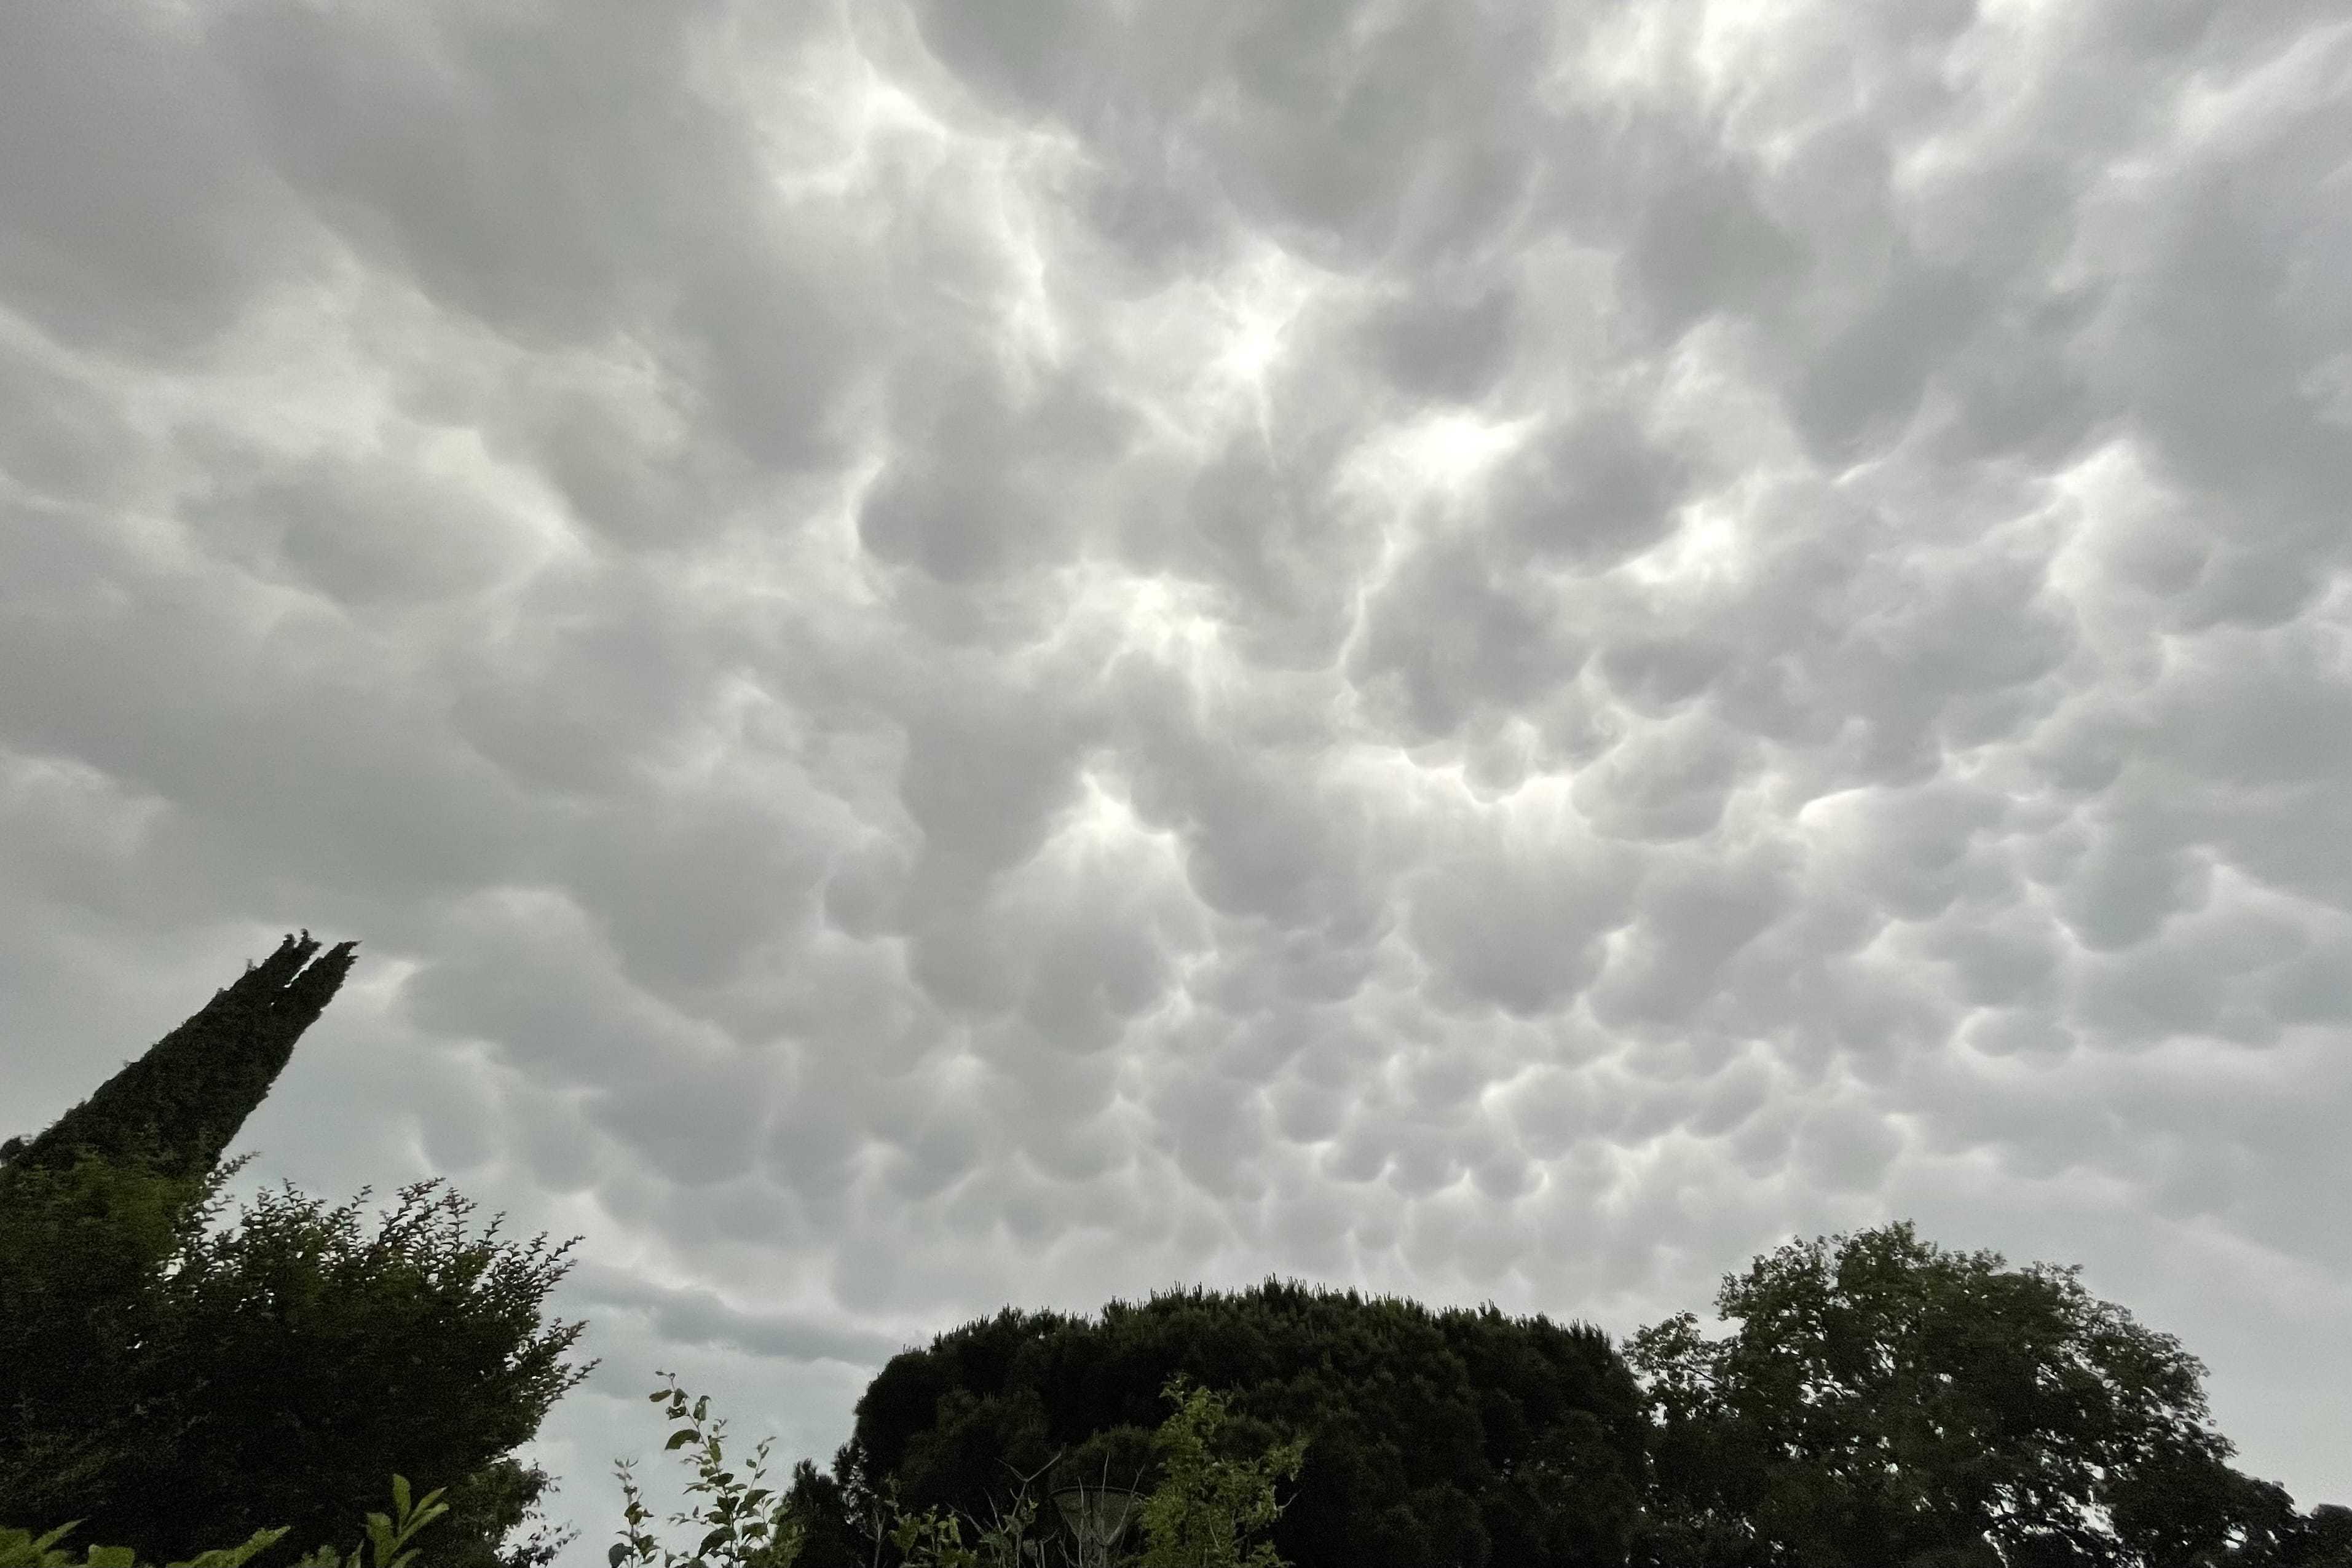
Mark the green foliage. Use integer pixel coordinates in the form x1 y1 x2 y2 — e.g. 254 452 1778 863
0 1137 223 1531
613 1381 1065 1568
848 1281 1647 1568
776 1459 872 1568
0 1519 295 1568
0 934 591 1568
1 1474 446 1568
70 1174 593 1567
1134 1378 1303 1568
430 1455 580 1568
885 1474 1044 1568
886 1503 981 1568
1 934 355 1192
2286 1505 2352 1567
1624 1221 2300 1567
612 1373 811 1568
287 1473 452 1568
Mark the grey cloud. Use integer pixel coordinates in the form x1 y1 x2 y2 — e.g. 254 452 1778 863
1587 849 1794 1030
568 1261 905 1368
1571 713 1758 844
214 0 743 344
1348 534 1584 738
1486 409 1694 568
186 444 545 606
861 368 1136 585
1355 277 1522 405
1407 827 1634 1018
4 0 2351 1545
0 0 286 355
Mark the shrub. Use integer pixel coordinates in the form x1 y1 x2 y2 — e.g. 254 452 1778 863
1 1475 447 1568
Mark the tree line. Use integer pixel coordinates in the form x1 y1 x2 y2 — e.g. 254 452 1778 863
2 936 2344 1567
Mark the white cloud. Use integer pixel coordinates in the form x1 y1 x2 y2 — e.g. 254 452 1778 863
4 0 2348 1556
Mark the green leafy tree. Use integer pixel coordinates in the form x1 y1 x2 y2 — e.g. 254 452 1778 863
1134 1378 1304 1568
773 1461 869 1568
0 936 595 1568
844 1282 1647 1568
2284 1506 2352 1568
1 934 357 1538
0 1137 215 1534
93 1174 595 1568
1625 1221 2305 1567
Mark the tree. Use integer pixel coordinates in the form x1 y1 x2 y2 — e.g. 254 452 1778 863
1624 1221 2302 1567
1 932 360 1521
89 1174 596 1568
2283 1505 2352 1568
0 933 357 1191
775 1461 868 1568
0 1137 215 1532
843 1282 1648 1568
0 936 596 1568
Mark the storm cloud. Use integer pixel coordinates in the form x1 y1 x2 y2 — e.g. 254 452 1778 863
4 0 2348 1553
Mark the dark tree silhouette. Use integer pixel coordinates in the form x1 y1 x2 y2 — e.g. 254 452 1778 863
100 1174 596 1568
0 934 596 1568
1627 1221 2322 1567
0 931 356 1190
839 1281 1650 1568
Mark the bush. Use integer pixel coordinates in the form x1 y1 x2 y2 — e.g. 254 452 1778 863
1 1475 448 1568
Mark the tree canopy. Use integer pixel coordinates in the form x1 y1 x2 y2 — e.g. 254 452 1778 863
0 932 355 1191
94 1173 596 1568
1625 1221 2341 1567
834 1235 2348 1568
840 1281 1649 1568
0 936 595 1568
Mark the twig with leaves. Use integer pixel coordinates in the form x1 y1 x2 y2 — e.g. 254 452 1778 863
612 1371 807 1568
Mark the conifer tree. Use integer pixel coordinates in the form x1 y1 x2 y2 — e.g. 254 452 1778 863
0 931 358 1531
0 934 595 1568
0 931 357 1191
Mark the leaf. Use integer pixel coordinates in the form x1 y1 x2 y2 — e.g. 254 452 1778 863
668 1430 700 1451
162 1527 295 1567
14 1521 87 1560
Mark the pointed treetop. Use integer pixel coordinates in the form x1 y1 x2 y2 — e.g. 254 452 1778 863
2 932 359 1188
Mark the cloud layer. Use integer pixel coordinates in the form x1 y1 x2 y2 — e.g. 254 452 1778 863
4 0 2348 1553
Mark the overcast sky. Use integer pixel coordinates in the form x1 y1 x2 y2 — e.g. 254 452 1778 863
3 0 2349 1558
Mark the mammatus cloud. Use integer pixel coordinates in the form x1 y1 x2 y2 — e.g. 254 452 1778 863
3 0 2347 1556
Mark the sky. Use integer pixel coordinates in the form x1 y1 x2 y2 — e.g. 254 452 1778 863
2 0 2348 1559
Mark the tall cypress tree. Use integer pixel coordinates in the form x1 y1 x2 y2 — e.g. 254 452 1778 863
0 933 360 1542
0 933 595 1568
0 931 357 1191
